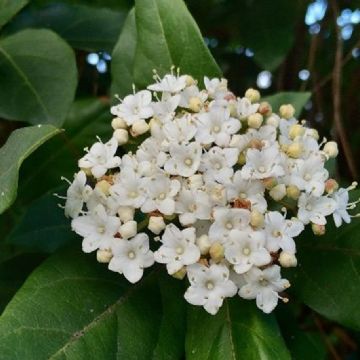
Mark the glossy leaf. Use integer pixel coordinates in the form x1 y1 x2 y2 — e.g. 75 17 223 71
111 9 137 97
0 125 61 214
263 92 311 118
5 188 75 253
0 0 28 28
0 29 77 126
287 219 360 330
0 249 186 359
5 3 127 52
186 298 290 360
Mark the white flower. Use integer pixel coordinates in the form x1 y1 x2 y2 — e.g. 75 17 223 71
154 224 200 274
185 263 237 314
195 108 240 147
239 265 289 313
64 171 92 218
241 145 285 180
110 90 153 126
141 174 180 215
297 193 336 225
151 94 180 122
71 204 120 253
331 188 351 227
78 137 121 178
108 233 154 283
264 211 304 254
209 207 251 244
225 229 271 274
109 168 146 208
226 171 267 213
175 188 212 225
200 146 239 184
162 114 197 145
148 74 187 93
179 85 208 109
164 142 202 177
204 77 228 99
289 155 328 196
235 97 259 119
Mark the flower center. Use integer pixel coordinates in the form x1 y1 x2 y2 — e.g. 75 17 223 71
272 230 282 238
213 125 221 133
258 166 266 173
225 222 233 230
239 192 247 199
97 226 105 234
176 246 184 255
214 162 222 170
259 277 269 286
128 251 136 259
304 173 311 181
129 191 138 199
206 281 214 290
306 204 312 211
242 247 251 256
184 158 193 166
158 192 166 200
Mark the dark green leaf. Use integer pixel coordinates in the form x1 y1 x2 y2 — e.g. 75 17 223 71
263 92 311 117
0 249 185 359
0 29 77 126
5 188 75 253
186 298 290 360
111 9 137 97
237 0 298 70
287 217 360 330
0 125 61 214
5 3 127 52
0 0 28 29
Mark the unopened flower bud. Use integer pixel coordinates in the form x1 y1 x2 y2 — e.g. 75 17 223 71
311 223 325 236
245 88 260 103
148 216 166 235
172 266 187 280
279 252 297 267
287 142 303 158
266 114 279 127
286 185 300 200
113 128 129 145
262 177 277 190
209 242 224 263
237 152 246 165
269 184 286 201
131 119 149 137
229 102 238 118
288 124 305 140
279 104 295 119
250 210 264 228
325 179 339 194
111 117 127 130
323 141 338 158
96 180 111 196
189 97 202 112
196 234 211 255
97 249 113 263
248 138 263 149
185 75 196 86
247 113 263 129
258 101 272 116
117 206 135 223
119 220 137 239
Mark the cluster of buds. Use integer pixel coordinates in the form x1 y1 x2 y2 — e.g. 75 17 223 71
61 70 359 315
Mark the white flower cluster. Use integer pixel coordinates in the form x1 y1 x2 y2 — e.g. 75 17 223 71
62 70 359 315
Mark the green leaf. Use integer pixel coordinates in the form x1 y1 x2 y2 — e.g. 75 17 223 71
287 218 360 330
112 0 221 94
237 0 298 70
17 98 113 204
263 92 311 118
186 298 290 360
0 249 186 359
5 3 127 52
0 29 77 126
0 125 61 214
5 188 75 253
0 0 28 29
111 9 137 97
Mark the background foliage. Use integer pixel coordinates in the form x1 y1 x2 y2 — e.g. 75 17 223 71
0 0 360 358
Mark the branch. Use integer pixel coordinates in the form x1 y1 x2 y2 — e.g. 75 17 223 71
330 0 358 179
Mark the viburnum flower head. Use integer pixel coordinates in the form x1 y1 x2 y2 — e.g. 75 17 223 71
62 69 359 315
